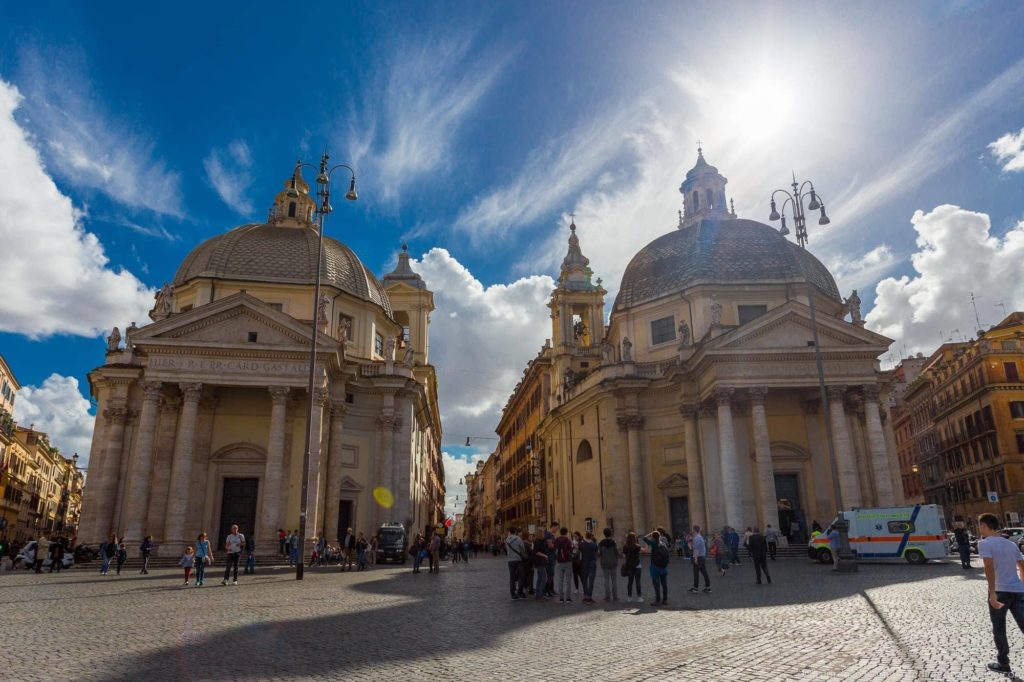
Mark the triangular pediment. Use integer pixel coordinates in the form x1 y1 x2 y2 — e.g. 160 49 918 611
132 292 335 349
339 476 364 492
658 473 688 490
710 301 891 352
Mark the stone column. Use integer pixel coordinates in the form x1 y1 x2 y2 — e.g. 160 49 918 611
715 388 742 529
324 400 347 542
146 396 178 544
376 414 398 527
863 385 896 506
698 403 724 530
304 387 329 544
827 385 862 509
748 387 777 530
618 414 646 532
122 381 163 542
260 387 290 546
680 404 705 528
96 405 130 537
163 383 203 545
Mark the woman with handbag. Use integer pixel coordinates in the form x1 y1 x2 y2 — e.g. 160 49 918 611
194 532 214 586
622 532 643 603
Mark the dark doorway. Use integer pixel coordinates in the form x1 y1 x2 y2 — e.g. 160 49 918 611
774 473 805 542
337 500 354 543
218 477 259 548
668 496 690 541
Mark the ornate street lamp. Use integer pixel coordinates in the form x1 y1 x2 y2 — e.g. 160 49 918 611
295 152 357 580
768 175 856 572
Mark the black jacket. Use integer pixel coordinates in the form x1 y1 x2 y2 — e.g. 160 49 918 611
748 533 768 558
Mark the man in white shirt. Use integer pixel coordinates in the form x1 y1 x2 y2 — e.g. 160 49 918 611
979 512 1024 675
222 525 245 585
505 527 527 600
764 524 780 561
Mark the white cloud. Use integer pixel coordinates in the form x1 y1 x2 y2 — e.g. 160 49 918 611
345 35 513 205
443 451 485 518
865 205 1024 354
989 127 1024 173
828 244 899 296
0 79 154 338
414 248 554 447
203 140 255 214
13 374 96 464
14 53 183 217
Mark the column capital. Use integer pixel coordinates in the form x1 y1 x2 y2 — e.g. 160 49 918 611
269 386 291 405
826 385 847 402
698 402 717 419
713 387 735 406
330 400 348 417
377 414 400 432
179 382 203 402
747 386 768 405
103 406 131 424
616 414 644 431
862 384 881 402
679 403 699 419
140 380 163 402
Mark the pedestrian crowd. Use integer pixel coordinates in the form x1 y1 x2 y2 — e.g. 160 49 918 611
499 522 786 606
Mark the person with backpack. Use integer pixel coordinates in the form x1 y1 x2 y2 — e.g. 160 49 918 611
554 527 574 603
140 535 155 574
579 531 598 604
622 531 643 604
644 530 670 606
598 527 619 601
505 527 527 599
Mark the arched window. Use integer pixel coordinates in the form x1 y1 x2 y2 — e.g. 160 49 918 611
576 439 593 462
692 191 699 211
706 188 714 209
288 202 296 218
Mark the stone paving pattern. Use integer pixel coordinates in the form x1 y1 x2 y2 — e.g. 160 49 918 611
0 554 1016 681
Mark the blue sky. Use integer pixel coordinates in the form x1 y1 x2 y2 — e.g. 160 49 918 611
1 2 1023 513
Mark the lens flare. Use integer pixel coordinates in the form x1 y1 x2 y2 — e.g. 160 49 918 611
373 487 394 508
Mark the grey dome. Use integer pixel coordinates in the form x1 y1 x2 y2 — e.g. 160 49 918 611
174 223 393 317
613 217 841 312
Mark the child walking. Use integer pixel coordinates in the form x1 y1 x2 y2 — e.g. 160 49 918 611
180 546 196 586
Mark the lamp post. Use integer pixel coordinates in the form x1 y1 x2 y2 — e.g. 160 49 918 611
295 152 357 580
768 175 857 572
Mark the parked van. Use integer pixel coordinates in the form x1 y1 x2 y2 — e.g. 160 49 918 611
809 504 949 564
377 523 408 563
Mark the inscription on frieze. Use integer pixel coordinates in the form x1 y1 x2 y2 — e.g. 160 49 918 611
149 356 313 375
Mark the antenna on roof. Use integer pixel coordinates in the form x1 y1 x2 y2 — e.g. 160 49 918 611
970 292 983 334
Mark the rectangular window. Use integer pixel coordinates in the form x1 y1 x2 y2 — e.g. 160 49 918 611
1006 362 1020 383
402 326 410 343
738 304 768 325
887 520 915 533
650 316 675 345
374 333 384 356
1010 401 1024 419
1017 433 1024 455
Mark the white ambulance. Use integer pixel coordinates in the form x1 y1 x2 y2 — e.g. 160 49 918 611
808 504 949 564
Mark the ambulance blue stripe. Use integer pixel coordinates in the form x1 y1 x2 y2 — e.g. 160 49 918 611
894 505 922 558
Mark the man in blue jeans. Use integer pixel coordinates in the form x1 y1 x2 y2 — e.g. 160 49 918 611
979 512 1024 675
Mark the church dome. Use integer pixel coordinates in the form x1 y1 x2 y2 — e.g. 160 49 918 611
173 223 393 317
613 217 841 312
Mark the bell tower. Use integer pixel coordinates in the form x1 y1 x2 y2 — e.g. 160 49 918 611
268 161 317 227
679 145 735 228
382 244 434 365
549 218 606 352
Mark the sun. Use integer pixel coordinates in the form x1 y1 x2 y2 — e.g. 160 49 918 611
728 77 795 142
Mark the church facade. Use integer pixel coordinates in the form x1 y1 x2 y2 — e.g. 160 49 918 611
524 151 901 540
78 166 444 555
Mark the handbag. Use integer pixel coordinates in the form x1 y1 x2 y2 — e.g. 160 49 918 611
203 555 212 565
619 562 630 578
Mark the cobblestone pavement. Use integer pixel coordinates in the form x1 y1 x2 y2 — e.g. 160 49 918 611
0 554 1017 681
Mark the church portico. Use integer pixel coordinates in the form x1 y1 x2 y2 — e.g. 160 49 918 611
80 166 445 555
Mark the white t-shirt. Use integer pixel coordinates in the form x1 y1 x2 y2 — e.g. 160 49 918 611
979 535 1024 593
225 533 244 554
